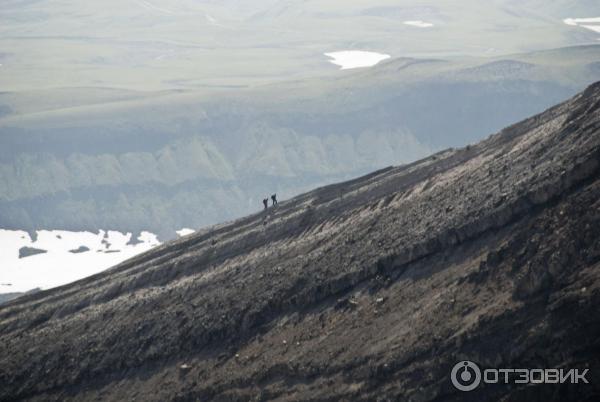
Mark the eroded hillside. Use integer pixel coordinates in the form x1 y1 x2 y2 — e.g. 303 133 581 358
1 83 600 401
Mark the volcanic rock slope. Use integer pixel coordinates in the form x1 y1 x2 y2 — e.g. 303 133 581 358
1 83 600 401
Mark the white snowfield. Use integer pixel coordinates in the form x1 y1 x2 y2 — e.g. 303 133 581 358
325 51 391 70
0 229 161 293
563 17 600 33
403 20 434 28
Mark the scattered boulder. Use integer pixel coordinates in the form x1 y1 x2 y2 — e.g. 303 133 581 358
18 247 47 259
126 233 144 246
27 231 38 242
335 297 359 310
69 246 90 254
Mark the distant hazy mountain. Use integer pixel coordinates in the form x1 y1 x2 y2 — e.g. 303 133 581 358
1 45 599 238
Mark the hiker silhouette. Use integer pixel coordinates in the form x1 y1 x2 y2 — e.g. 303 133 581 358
271 194 278 206
263 198 268 210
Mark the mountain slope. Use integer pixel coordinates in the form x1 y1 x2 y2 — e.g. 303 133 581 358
1 83 600 400
2 46 599 239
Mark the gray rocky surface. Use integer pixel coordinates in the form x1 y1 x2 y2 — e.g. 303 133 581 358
1 83 600 401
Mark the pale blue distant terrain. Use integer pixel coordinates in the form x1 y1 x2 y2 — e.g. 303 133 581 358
0 1 599 238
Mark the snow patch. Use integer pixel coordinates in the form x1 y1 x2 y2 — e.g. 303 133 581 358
563 17 600 34
176 228 195 237
324 51 390 70
0 229 160 293
403 20 434 28
564 17 600 26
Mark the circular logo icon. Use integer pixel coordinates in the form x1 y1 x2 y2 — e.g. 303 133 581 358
451 360 481 391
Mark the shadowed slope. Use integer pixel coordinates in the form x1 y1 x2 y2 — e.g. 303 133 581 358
1 83 600 401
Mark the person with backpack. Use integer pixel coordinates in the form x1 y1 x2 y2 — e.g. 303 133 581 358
271 194 278 206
